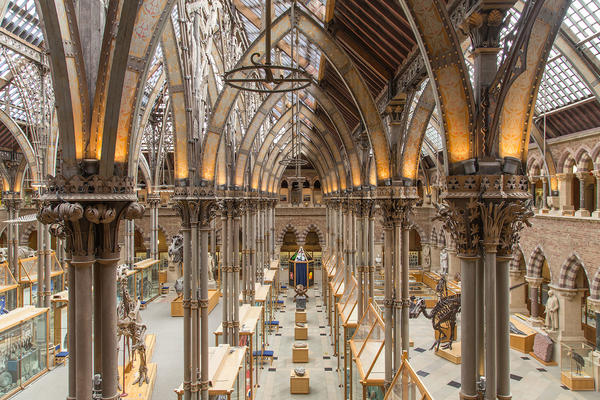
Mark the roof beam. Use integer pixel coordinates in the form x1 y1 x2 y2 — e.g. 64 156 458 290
0 28 45 65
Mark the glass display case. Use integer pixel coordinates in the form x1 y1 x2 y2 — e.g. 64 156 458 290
0 307 49 399
50 291 68 353
134 259 160 303
384 353 432 399
350 303 386 400
0 263 18 313
214 304 262 399
560 341 595 391
337 276 358 400
208 345 247 400
17 253 65 307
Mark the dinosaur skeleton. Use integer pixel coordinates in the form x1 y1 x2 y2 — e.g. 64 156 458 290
117 273 149 387
410 276 461 351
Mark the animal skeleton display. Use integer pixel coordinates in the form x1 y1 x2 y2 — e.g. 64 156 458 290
409 276 461 351
117 274 149 387
566 348 586 375
168 234 184 265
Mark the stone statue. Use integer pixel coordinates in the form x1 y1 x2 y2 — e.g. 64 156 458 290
168 234 183 265
440 248 448 275
545 290 559 331
423 246 431 270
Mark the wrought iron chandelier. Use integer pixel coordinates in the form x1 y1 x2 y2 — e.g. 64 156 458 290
224 0 312 93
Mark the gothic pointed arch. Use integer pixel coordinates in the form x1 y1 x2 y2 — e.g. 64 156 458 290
200 5 391 185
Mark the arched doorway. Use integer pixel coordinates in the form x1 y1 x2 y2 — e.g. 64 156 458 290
304 230 322 268
280 228 298 270
134 230 147 260
409 228 422 269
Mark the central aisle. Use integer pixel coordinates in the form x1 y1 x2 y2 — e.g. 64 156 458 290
254 275 343 400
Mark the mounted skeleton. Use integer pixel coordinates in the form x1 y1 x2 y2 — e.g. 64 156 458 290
410 276 461 351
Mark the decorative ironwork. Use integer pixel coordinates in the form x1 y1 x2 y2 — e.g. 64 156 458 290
224 0 311 93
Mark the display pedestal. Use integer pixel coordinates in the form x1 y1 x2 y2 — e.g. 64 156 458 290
290 369 310 394
435 324 457 343
293 346 309 363
528 351 557 366
561 371 595 391
435 342 461 364
171 295 183 317
295 311 307 323
295 326 308 340
509 317 537 353
118 334 157 400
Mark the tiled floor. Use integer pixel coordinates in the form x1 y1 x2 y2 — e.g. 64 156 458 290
10 272 600 399
253 281 344 400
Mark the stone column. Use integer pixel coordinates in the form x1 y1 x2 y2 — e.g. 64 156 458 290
557 173 575 216
183 217 193 400
575 172 592 217
241 202 247 303
190 213 199 398
342 199 351 283
38 179 144 400
496 255 511 400
377 186 418 373
148 194 160 260
541 177 549 213
233 203 241 344
37 220 46 307
447 245 460 280
97 252 120 400
220 209 229 344
401 221 410 355
459 255 478 399
382 218 394 390
593 171 600 218
525 276 543 325
356 201 364 319
368 205 375 301
249 200 256 303
198 201 216 400
430 243 440 271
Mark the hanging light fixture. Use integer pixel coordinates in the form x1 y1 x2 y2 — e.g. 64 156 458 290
224 0 312 93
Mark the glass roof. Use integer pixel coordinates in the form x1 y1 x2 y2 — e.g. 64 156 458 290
1 0 43 47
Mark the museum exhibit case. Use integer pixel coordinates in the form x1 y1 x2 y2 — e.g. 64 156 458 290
349 303 385 400
329 262 345 338
214 304 262 399
0 263 17 313
133 259 161 303
17 253 64 307
0 307 49 399
337 276 358 400
384 352 432 400
50 291 68 354
288 247 315 287
207 345 247 400
560 341 596 391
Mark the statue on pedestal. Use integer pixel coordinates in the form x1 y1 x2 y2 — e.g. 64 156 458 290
440 248 448 276
545 290 559 331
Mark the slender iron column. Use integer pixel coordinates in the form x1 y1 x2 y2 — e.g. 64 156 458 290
199 202 214 400
356 204 364 319
44 227 51 306
241 204 247 303
361 206 369 314
228 209 235 343
67 256 76 399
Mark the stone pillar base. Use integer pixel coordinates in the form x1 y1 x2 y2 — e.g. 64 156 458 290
540 207 550 214
459 391 479 399
497 395 512 400
560 207 575 216
575 209 591 217
592 210 600 218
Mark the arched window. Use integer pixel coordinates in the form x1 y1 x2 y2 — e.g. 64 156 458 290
281 180 289 188
303 180 310 188
314 180 321 189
